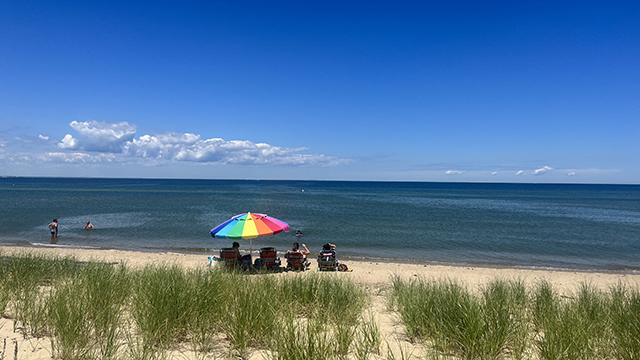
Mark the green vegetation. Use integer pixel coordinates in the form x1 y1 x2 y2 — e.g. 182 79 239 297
390 276 640 360
609 283 640 360
389 276 529 359
0 253 372 360
532 281 609 360
3 252 640 360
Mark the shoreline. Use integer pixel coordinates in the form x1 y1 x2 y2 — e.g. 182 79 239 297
3 241 640 275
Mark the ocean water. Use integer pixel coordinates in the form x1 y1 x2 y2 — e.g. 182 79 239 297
1 177 639 271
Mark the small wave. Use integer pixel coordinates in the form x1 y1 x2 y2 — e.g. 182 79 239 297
30 242 72 248
29 242 111 251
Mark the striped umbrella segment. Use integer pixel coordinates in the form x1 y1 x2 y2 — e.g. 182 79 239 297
210 212 290 240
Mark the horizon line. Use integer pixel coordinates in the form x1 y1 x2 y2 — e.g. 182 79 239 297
1 175 638 186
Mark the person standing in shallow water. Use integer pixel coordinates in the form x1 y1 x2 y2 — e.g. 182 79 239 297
48 219 58 243
84 221 94 230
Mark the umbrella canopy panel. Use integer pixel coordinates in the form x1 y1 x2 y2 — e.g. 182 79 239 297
211 212 290 240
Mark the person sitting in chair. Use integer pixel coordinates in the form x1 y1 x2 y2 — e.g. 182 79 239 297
232 241 242 260
232 241 252 269
318 243 339 271
320 242 336 253
286 242 310 268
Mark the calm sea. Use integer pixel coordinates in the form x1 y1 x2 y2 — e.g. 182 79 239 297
1 177 639 271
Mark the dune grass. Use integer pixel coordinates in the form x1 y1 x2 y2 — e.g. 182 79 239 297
48 261 131 359
0 253 373 359
389 276 529 359
3 252 640 360
609 282 640 360
130 264 196 347
389 276 640 360
0 252 80 335
532 281 610 360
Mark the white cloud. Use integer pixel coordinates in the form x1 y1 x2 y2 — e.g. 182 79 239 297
567 172 576 176
491 171 498 175
155 132 201 145
58 134 80 150
123 135 345 165
445 170 465 175
38 135 49 141
42 152 117 163
532 166 553 175
51 120 349 167
58 120 138 152
515 170 526 176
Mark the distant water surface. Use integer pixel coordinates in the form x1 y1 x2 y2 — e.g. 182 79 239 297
1 177 639 271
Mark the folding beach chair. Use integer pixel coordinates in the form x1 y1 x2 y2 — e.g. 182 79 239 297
257 247 281 270
219 248 239 269
285 251 308 270
318 250 338 271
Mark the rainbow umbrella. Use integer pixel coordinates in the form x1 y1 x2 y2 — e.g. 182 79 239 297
210 212 290 253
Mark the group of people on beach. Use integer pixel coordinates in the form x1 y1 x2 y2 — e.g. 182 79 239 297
49 222 339 269
230 240 336 269
288 241 336 268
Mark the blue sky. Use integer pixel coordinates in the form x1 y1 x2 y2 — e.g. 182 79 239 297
1 1 638 183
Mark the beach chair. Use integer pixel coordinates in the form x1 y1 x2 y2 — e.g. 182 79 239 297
318 250 338 271
285 251 307 271
219 248 239 269
257 247 281 270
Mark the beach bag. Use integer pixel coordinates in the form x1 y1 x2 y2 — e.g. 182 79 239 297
240 254 252 266
338 263 348 272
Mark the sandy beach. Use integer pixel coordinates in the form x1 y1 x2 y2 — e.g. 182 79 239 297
1 245 639 359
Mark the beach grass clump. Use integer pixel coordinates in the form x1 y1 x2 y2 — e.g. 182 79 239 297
608 283 640 360
0 251 9 315
219 273 282 356
15 283 49 338
47 277 93 359
280 272 368 325
129 265 282 356
268 313 337 360
185 267 228 354
354 313 382 360
480 279 529 359
267 312 379 360
47 261 130 360
1 252 80 288
389 276 474 345
531 280 557 333
0 280 9 317
0 252 81 335
390 276 530 359
257 272 370 360
130 264 197 348
79 262 130 359
217 271 369 358
533 281 609 360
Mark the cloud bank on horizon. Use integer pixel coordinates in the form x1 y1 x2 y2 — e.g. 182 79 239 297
25 120 350 166
0 119 592 180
